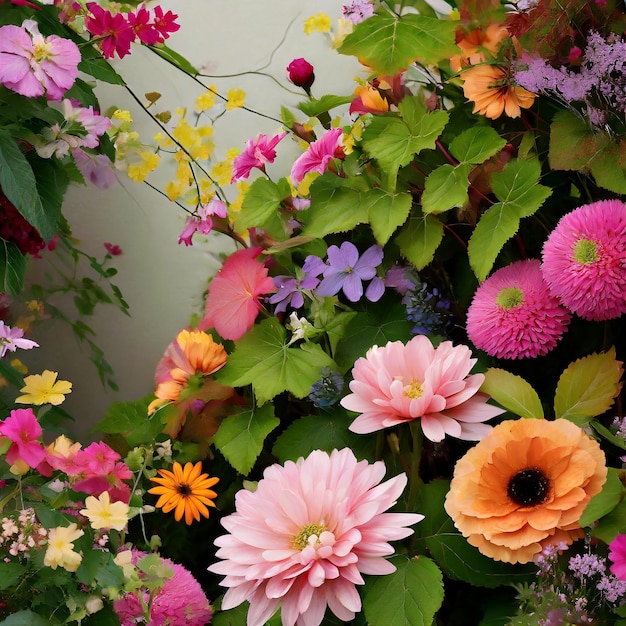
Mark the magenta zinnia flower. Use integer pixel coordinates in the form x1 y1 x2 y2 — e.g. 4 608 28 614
231 132 287 182
341 335 504 442
0 408 46 469
609 534 626 581
290 127 344 186
209 448 422 626
466 259 571 359
541 199 626 321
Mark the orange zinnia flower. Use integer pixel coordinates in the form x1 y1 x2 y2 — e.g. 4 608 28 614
444 418 607 564
461 63 535 119
148 461 219 525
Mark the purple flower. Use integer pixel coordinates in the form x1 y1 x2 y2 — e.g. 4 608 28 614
316 242 384 302
267 274 320 313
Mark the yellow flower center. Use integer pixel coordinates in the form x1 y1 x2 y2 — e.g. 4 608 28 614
33 41 52 63
496 287 524 309
293 523 326 550
403 379 423 399
573 238 599 265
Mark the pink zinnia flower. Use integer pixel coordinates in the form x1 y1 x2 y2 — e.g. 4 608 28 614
341 335 504 442
466 259 571 359
541 199 626 321
231 132 287 182
0 20 80 100
290 127 344 186
0 408 46 469
209 448 422 626
609 534 626 580
199 247 277 340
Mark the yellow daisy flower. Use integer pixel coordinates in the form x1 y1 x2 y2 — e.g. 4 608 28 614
148 461 219 525
16 370 72 406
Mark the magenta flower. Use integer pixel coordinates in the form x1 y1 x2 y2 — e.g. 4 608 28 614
209 448 422 626
341 335 505 442
0 408 46 469
609 534 626 580
290 127 344 186
0 20 80 100
466 259 571 359
0 321 38 358
541 199 626 321
178 200 228 246
85 3 135 59
231 132 287 182
315 242 385 302
286 58 315 91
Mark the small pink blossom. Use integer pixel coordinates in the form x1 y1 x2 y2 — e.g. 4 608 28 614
231 132 287 182
0 408 46 469
0 19 80 100
0 321 38 358
72 149 116 189
84 2 134 59
290 127 344 186
341 335 505 442
178 200 228 246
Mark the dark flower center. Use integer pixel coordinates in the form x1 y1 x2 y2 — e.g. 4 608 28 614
507 468 550 506
177 483 192 496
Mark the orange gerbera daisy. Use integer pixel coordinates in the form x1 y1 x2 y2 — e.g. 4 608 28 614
461 63 535 119
444 418 607 564
148 461 219 525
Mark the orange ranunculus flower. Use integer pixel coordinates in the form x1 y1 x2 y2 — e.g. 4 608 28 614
444 418 607 564
461 63 535 119
450 23 509 72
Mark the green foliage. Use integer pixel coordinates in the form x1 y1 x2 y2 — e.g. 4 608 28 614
481 369 544 419
580 468 626 529
395 213 445 270
0 240 26 296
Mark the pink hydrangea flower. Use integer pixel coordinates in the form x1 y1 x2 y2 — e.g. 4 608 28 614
0 408 46 469
341 335 505 442
466 259 571 359
290 127 344 186
209 448 422 626
609 534 626 580
199 247 277 340
231 132 287 182
541 199 626 321
0 19 80 100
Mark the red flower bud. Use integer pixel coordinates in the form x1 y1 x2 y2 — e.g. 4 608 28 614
287 58 315 92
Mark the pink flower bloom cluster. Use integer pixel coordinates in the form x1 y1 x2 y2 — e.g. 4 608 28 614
341 335 505 442
178 200 228 246
231 132 287 182
290 127 344 186
114 550 213 626
0 507 47 559
84 2 179 59
209 448 422 626
0 321 38 358
0 19 80 100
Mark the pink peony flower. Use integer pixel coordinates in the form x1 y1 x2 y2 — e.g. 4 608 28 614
290 127 344 186
231 132 287 182
114 550 212 626
466 259 571 359
609 534 626 580
209 448 422 626
341 335 504 442
0 408 46 469
199 247 277 340
541 199 626 321
0 20 80 100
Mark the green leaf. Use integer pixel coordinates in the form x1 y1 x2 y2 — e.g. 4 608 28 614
97 396 161 447
421 163 472 214
580 468 625 528
0 611 52 626
554 347 623 421
213 404 279 475
590 420 626 450
338 13 458 74
362 555 444 626
589 498 626 545
272 413 376 463
0 240 26 296
234 177 290 232
367 189 412 245
0 561 23 590
77 57 125 85
149 43 199 75
395 213 444 270
449 125 507 165
0 358 25 388
298 94 353 117
0 129 55 240
468 158 551 280
216 318 335 404
481 368 544 419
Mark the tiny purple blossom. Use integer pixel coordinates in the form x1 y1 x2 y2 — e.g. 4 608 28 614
316 242 384 302
0 321 38 358
342 0 375 24
267 274 320 313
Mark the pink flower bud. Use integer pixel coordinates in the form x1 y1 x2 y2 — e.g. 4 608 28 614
286 58 315 91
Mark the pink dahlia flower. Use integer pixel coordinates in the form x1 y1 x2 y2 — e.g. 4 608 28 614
290 127 344 186
541 199 626 321
0 20 80 100
466 259 571 359
341 335 504 442
209 448 422 626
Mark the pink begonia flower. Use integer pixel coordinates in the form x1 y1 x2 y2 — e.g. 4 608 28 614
290 127 344 186
0 408 46 469
0 320 38 358
231 132 287 182
209 448 423 626
72 148 116 189
609 534 626 580
178 199 228 246
0 19 80 100
199 247 277 340
341 335 505 442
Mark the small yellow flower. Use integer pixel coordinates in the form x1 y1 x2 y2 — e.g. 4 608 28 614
127 151 160 183
304 13 331 35
44 523 83 572
225 88 246 111
80 491 130 531
10 358 28 375
16 370 72 406
229 180 249 214
112 109 132 123
195 88 217 112
210 159 233 187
